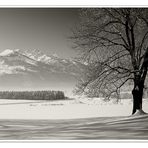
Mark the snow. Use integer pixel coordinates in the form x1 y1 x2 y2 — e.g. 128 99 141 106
0 49 15 56
132 109 147 116
52 53 59 58
0 62 26 75
37 54 56 64
0 59 37 74
83 62 88 65
23 52 36 60
62 59 68 63
0 49 20 57
14 49 20 52
0 98 148 139
0 114 148 140
25 58 37 66
0 98 148 120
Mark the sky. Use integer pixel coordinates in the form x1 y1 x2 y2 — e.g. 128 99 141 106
0 8 80 59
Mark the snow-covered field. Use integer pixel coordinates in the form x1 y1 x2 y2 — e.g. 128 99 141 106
0 98 148 140
0 98 148 119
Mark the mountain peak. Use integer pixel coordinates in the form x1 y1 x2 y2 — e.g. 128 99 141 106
52 53 59 58
0 49 85 75
0 49 14 56
0 49 20 57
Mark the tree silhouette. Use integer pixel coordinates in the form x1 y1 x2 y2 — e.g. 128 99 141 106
72 8 148 114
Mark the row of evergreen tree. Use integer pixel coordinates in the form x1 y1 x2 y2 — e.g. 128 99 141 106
0 90 65 100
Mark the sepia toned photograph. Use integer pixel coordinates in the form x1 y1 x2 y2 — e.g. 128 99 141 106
0 7 148 140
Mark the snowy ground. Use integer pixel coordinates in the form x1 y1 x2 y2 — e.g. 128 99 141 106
0 98 148 119
0 114 148 140
0 98 148 140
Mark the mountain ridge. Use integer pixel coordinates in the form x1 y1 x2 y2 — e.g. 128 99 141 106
0 49 85 96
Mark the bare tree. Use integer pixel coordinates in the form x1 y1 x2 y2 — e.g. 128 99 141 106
71 8 148 114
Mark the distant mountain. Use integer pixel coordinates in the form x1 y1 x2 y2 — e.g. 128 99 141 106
0 49 86 96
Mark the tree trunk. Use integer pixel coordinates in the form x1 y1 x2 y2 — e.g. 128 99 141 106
132 81 144 114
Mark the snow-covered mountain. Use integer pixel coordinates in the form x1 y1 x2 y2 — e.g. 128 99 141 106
0 49 85 95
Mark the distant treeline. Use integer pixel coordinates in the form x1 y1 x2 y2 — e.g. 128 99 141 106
0 90 65 100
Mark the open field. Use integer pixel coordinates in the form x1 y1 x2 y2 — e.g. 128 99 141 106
0 98 148 140
0 98 133 119
0 115 148 140
0 98 148 119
